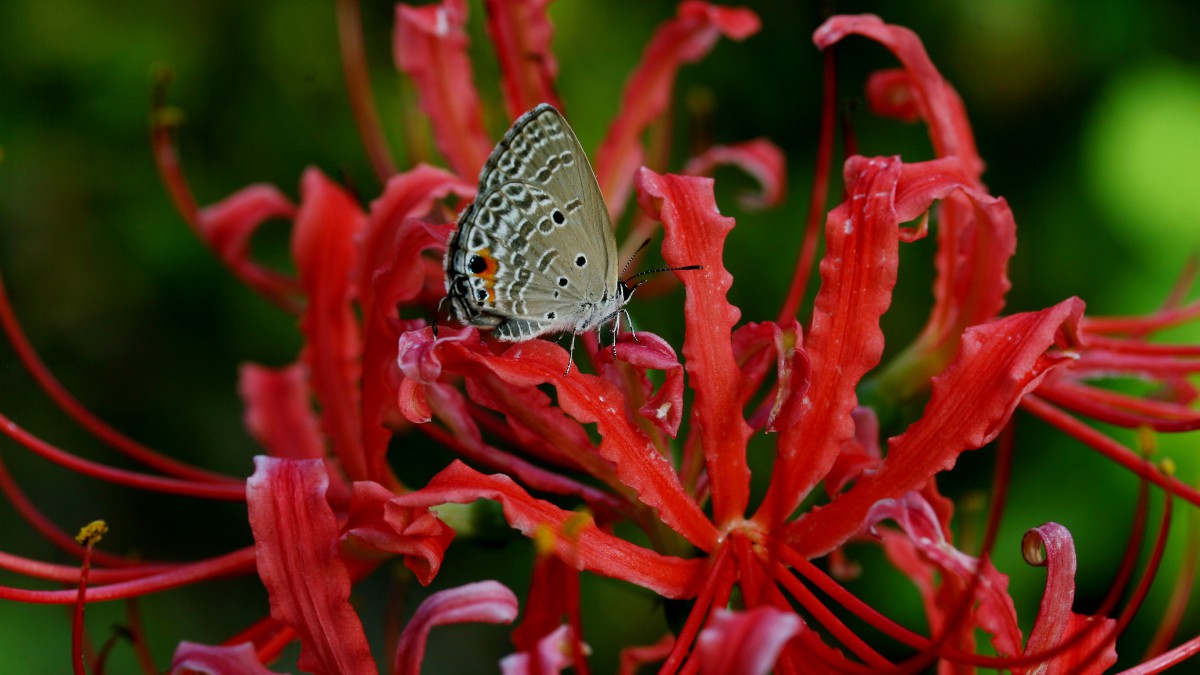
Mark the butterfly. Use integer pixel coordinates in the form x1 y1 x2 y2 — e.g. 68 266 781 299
442 103 696 373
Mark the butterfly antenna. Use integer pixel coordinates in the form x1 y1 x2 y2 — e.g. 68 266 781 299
620 238 653 279
622 264 703 283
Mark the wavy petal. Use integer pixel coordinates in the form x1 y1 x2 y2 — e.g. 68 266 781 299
484 0 562 119
638 168 751 523
246 457 376 675
343 481 453 585
170 641 283 675
391 461 707 598
196 184 302 308
789 297 1085 555
682 139 787 210
393 580 519 675
597 3 760 218
394 0 493 178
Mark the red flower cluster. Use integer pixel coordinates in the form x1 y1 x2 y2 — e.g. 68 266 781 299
1 2 1198 674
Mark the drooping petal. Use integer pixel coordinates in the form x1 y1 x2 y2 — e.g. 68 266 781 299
694 607 802 675
195 184 303 309
682 139 787 210
789 297 1085 556
170 641 284 675
638 168 751 524
342 481 454 586
500 624 579 675
393 580 519 675
246 457 376 675
864 68 920 122
484 0 563 119
597 332 687 439
394 0 493 179
293 168 370 481
391 461 707 599
596 3 760 219
239 363 325 462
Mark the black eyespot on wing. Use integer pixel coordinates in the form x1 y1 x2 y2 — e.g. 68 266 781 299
557 277 569 287
546 311 556 319
574 254 586 267
469 255 487 274
552 210 565 225
476 288 487 301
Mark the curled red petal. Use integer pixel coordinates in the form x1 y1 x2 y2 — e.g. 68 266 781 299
814 14 982 179
822 406 882 495
391 461 707 599
638 167 751 524
597 332 686 439
484 0 563 119
393 580 519 675
790 297 1086 556
597 3 760 219
343 481 454 586
695 607 802 675
394 0 492 179
246 457 376 675
169 641 283 675
682 139 787 210
293 168 370 481
196 184 303 309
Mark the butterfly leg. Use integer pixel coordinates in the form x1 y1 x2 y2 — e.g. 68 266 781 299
564 331 577 376
621 308 639 343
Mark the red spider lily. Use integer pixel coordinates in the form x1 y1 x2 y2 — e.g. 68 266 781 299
0 2 1197 675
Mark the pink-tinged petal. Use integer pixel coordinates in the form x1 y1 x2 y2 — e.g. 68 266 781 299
246 457 376 675
814 14 982 179
343 481 454 586
500 624 578 675
394 0 492 179
823 406 882 495
196 184 303 309
1020 523 1117 675
484 0 563 119
638 168 751 524
597 3 760 219
293 168 370 481
683 139 787 210
239 363 325 462
789 297 1085 556
870 492 1023 658
695 607 802 675
864 68 920 122
391 461 708 599
597 332 686 439
393 580 519 675
170 641 283 675
760 156 1000 524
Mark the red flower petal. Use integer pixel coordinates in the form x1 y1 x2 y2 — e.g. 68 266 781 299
246 457 376 675
596 3 760 219
864 68 920 122
391 461 707 599
239 363 325 462
394 0 493 179
196 184 302 309
511 553 574 652
170 641 283 675
637 168 752 524
695 607 802 675
500 624 578 675
293 168 370 481
1021 523 1117 674
682 139 787 210
484 0 563 119
597 332 686 439
789 297 1085 556
343 481 454 586
392 580 519 675
814 14 982 179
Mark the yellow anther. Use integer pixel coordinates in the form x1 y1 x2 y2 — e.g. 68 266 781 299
75 521 108 546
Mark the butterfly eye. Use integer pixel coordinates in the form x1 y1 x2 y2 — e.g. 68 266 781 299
552 210 565 225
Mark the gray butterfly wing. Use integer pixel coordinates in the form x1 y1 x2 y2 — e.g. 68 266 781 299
444 104 620 341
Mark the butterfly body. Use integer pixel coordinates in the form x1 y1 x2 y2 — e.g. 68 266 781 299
444 104 627 344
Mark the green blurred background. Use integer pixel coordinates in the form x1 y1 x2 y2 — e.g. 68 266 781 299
1 0 1199 672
